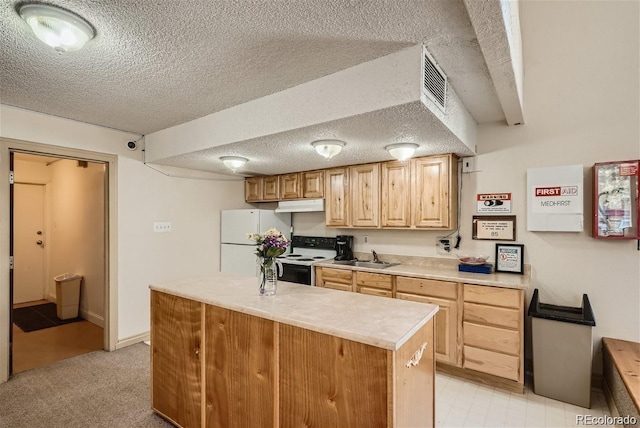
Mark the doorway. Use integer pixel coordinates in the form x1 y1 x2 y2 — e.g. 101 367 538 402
10 152 107 374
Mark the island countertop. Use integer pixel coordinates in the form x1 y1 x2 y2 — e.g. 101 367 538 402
150 273 438 351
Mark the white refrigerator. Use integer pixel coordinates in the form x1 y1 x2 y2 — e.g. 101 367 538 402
220 209 291 277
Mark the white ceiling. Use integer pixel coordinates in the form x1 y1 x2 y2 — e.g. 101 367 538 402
0 0 514 176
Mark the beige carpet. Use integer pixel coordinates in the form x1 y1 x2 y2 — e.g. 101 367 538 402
0 343 173 427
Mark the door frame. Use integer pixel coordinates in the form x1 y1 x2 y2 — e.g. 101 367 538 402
0 138 118 382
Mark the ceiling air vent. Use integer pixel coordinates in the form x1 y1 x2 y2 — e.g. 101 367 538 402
421 45 447 112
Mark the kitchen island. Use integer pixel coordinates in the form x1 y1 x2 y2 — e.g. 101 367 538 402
150 273 439 428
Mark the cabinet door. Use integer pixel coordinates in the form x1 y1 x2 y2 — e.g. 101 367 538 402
412 155 457 229
381 161 411 227
316 267 353 292
325 168 350 227
350 164 380 227
303 171 324 198
280 173 302 199
205 305 276 427
245 178 262 202
397 292 459 366
262 176 279 201
151 291 203 428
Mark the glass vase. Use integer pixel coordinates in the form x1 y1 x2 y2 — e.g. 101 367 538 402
258 257 278 296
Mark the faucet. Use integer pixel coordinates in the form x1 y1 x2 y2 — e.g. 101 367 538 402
371 250 379 263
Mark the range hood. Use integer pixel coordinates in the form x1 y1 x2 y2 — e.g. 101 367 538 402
275 199 325 213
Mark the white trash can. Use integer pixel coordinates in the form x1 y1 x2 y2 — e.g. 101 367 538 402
54 273 83 320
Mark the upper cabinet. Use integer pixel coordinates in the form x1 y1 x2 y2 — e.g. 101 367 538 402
350 164 380 227
280 173 302 200
413 155 458 229
325 168 349 227
302 170 324 198
245 154 458 230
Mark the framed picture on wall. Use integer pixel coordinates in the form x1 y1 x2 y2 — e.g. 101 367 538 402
495 243 524 274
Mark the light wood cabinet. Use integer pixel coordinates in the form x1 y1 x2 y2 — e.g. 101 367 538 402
412 154 458 229
244 177 262 202
462 284 524 386
350 163 380 227
151 291 203 428
244 176 278 202
355 271 393 298
396 277 460 366
324 168 350 227
381 161 411 227
315 267 353 292
152 287 436 428
302 170 324 198
279 173 302 199
262 175 279 201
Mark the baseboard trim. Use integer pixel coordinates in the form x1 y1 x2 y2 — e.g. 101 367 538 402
80 308 104 328
116 332 150 350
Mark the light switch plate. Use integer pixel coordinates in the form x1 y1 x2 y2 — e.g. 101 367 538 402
462 157 475 173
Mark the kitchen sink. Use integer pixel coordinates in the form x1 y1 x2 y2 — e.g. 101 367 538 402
334 260 399 269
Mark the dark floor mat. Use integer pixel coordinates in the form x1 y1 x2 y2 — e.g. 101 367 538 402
13 303 83 332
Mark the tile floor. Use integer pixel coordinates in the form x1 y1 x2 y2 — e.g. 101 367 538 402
435 373 614 428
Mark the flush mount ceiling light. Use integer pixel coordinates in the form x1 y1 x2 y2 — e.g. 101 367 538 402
19 3 95 52
311 140 345 160
220 156 248 172
385 143 419 161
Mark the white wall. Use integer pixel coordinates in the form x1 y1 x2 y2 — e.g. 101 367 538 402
0 106 249 345
294 1 640 374
49 159 106 326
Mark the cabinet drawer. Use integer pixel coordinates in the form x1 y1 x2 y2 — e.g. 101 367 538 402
355 271 392 290
324 282 352 292
464 284 520 309
321 268 353 285
463 345 519 381
463 322 519 356
358 286 393 298
464 302 520 330
397 277 457 299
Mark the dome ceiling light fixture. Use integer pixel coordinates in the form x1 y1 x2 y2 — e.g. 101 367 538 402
311 139 345 160
385 143 419 161
18 3 95 52
220 156 248 172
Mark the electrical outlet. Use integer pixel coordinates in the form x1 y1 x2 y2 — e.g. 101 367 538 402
462 157 475 173
364 235 369 244
436 236 452 254
153 221 172 233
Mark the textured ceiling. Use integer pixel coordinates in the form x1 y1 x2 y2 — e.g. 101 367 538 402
0 0 503 136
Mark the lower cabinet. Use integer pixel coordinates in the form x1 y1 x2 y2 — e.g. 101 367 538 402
315 267 526 393
462 284 524 387
151 290 436 427
315 267 353 292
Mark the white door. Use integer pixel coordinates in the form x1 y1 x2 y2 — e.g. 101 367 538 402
13 183 46 304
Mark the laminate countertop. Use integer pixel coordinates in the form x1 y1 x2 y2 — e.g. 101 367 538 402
150 273 438 351
314 261 530 290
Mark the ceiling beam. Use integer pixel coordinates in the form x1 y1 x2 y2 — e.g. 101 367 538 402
464 0 525 126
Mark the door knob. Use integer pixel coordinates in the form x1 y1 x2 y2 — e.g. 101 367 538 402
36 240 43 245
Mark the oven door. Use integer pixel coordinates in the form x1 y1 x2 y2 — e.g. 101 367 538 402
279 263 312 285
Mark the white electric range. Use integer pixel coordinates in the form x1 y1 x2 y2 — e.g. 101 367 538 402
277 236 337 285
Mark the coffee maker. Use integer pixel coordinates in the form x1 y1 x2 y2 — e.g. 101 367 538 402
334 235 354 261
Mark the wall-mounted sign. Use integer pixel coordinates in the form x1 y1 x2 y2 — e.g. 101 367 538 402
527 165 584 232
477 193 512 213
495 243 524 274
472 215 516 241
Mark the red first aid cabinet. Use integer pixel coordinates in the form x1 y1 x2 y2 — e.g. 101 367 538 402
592 159 640 239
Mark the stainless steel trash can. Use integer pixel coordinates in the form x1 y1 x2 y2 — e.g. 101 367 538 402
54 273 82 320
528 288 596 408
